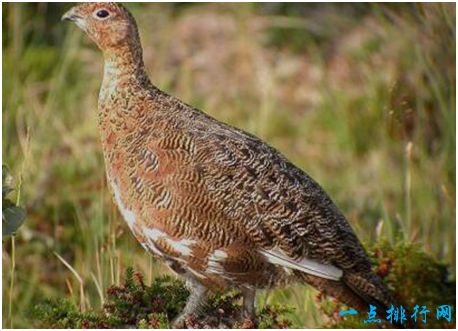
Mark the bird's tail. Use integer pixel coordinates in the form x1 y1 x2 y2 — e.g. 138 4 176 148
298 272 374 313
297 271 414 328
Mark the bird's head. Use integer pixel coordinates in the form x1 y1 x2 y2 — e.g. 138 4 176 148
62 2 139 53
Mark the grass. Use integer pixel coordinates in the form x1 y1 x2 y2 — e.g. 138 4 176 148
2 3 456 328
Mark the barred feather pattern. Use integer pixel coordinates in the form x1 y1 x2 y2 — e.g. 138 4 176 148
68 2 395 314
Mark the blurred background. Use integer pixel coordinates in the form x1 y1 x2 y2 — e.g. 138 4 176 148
2 2 455 328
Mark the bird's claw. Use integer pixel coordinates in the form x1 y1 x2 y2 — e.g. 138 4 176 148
171 314 188 329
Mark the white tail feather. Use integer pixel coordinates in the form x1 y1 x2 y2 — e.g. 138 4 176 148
259 248 343 280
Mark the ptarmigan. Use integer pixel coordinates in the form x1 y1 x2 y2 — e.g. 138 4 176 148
63 3 396 327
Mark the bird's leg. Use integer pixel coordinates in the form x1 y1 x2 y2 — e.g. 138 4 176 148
240 287 256 322
172 278 209 328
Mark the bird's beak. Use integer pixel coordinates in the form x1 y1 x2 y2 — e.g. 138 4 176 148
61 7 81 22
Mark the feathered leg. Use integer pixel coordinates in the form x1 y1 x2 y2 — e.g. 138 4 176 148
172 278 209 328
241 287 256 321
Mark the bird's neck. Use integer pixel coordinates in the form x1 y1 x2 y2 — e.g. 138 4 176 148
98 44 156 142
100 44 151 99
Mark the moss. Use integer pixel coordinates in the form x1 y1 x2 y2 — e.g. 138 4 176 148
31 299 101 328
31 267 294 328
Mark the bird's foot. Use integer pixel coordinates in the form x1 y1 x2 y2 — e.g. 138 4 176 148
171 277 208 328
171 314 186 329
171 313 193 329
239 318 257 329
238 311 257 328
238 287 257 328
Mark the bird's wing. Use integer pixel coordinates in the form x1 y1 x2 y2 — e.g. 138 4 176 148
118 93 392 307
187 113 372 275
132 98 392 306
184 117 397 304
134 104 352 281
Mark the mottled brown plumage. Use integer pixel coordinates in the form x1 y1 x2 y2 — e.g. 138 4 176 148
63 3 396 326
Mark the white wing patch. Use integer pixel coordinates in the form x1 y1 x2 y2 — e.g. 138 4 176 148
142 227 196 257
142 228 165 257
206 249 228 274
140 240 163 257
259 248 343 281
210 249 228 261
143 228 163 241
169 238 196 256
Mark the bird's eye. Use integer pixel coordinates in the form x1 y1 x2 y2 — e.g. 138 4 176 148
95 9 110 19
